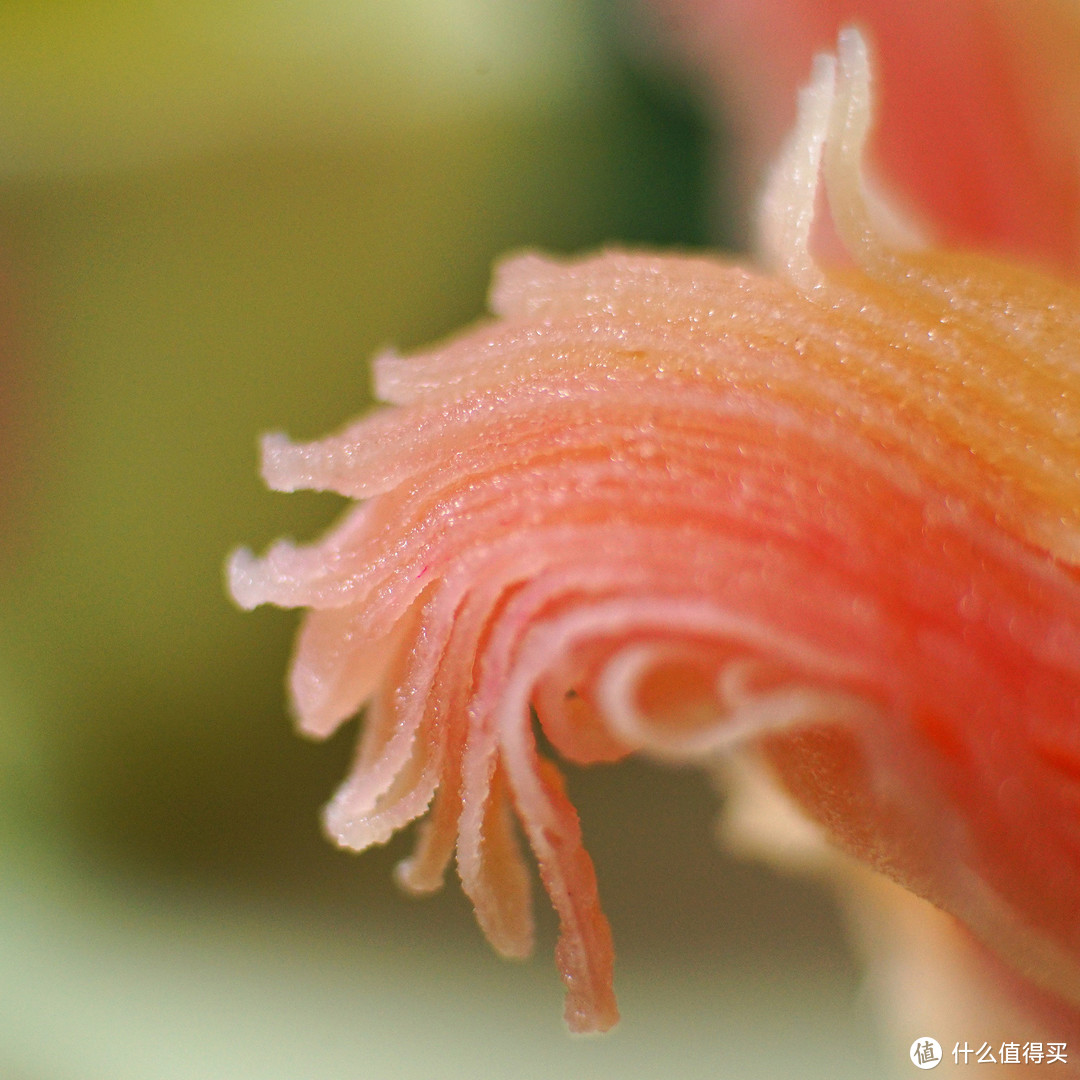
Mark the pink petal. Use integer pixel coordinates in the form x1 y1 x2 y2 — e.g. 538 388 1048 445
229 31 1080 1031
647 0 1080 274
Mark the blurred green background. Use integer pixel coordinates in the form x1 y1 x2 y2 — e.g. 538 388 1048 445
0 2 880 1076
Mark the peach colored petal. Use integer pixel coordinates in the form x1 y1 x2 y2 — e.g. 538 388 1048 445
229 31 1080 1031
646 0 1080 274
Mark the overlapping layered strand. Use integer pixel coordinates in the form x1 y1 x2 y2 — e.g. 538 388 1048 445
229 31 1080 1031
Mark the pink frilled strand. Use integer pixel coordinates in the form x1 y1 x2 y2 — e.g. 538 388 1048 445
229 30 1080 1034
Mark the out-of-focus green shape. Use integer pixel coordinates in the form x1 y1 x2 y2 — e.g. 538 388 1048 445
0 0 597 173
0 838 880 1080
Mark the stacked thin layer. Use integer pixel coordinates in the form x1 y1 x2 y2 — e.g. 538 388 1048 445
229 31 1080 1031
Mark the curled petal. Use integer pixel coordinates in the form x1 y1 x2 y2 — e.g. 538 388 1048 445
649 0 1080 274
321 606 445 851
229 30 1080 1030
456 757 535 962
288 607 407 738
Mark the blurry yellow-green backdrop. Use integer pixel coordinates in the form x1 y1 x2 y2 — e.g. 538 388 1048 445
0 3 880 1077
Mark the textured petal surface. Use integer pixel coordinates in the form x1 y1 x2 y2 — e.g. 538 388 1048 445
229 32 1080 1031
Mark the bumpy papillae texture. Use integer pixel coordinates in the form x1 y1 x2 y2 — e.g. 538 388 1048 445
230 32 1080 1032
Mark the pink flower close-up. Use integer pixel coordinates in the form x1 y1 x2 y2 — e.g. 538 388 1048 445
228 2 1080 1067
